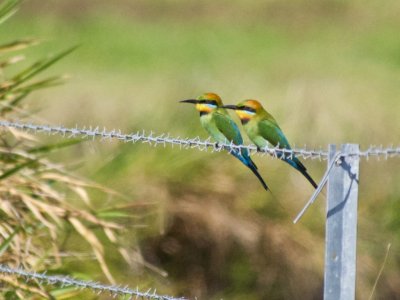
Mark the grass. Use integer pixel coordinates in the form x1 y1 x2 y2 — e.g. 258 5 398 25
0 1 156 298
0 0 399 299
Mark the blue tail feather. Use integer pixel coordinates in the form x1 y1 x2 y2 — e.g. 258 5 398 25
284 157 318 189
230 150 270 192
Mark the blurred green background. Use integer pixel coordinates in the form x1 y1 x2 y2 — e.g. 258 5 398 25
2 0 400 298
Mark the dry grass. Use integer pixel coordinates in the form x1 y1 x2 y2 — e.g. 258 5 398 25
0 1 146 298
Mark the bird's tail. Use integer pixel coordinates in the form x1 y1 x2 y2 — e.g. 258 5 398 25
231 151 271 192
285 157 318 189
246 158 271 192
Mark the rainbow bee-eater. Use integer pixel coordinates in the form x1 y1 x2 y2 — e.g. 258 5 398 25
180 93 270 192
222 99 318 189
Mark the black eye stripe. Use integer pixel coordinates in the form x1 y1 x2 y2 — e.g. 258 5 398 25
238 106 256 113
199 100 218 105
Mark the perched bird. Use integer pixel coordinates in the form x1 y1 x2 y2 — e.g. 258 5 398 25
222 99 318 189
180 93 270 192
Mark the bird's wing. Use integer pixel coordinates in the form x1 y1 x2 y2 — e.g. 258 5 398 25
211 112 268 191
213 111 244 145
258 119 291 149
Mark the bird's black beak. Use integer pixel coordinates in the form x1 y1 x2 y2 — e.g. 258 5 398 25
179 99 199 104
221 105 238 110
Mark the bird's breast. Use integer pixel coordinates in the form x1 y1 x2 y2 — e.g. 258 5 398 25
199 112 213 127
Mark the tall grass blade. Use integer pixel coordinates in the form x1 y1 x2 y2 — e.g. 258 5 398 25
0 39 39 54
0 0 22 25
0 159 36 180
10 45 79 89
28 139 82 154
0 227 19 256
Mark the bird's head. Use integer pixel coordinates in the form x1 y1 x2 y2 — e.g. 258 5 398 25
222 99 263 124
179 93 223 115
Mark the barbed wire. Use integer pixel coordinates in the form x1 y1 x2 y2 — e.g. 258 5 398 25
0 264 186 300
0 120 399 160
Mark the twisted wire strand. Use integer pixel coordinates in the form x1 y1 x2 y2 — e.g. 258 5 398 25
0 120 399 160
0 264 186 300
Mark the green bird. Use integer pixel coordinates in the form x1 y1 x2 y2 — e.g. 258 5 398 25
222 99 318 189
180 93 270 192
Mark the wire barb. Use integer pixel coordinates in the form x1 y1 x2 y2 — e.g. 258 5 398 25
1 120 398 160
0 264 185 300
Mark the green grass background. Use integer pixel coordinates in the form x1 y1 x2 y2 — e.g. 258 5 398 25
2 0 400 298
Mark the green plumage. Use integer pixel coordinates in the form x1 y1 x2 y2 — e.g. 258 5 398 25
225 99 318 189
200 108 243 147
243 110 290 149
180 93 270 192
200 107 270 192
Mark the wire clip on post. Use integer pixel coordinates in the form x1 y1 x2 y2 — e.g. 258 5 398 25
293 149 342 223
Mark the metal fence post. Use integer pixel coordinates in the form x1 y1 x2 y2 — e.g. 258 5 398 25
324 144 360 300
